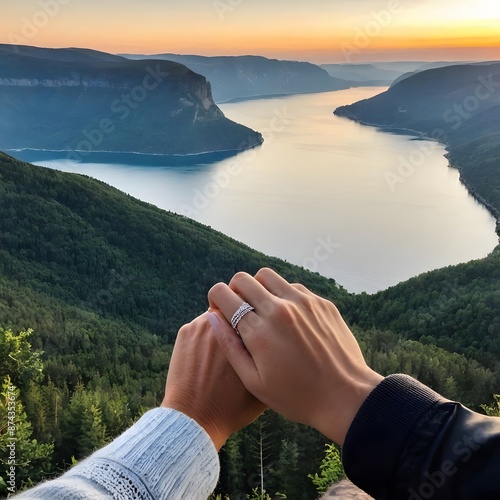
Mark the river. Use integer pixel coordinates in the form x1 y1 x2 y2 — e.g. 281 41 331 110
18 87 498 293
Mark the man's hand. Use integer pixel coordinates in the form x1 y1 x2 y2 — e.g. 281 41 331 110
208 268 383 445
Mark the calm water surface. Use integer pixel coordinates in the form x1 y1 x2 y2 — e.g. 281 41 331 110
29 88 498 293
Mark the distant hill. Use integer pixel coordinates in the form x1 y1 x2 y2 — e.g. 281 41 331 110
320 63 403 85
321 61 464 86
0 44 263 155
335 62 500 225
121 53 350 102
374 61 464 73
389 60 496 88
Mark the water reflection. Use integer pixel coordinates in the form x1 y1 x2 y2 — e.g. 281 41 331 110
16 88 498 293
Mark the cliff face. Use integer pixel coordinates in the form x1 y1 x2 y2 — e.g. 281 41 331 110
122 53 350 102
0 45 262 155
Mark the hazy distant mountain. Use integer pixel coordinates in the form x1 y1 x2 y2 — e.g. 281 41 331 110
335 62 500 224
0 44 263 155
371 61 458 72
321 61 463 86
121 53 350 102
321 63 402 85
389 61 492 87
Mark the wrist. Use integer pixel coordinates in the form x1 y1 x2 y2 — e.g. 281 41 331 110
317 371 384 445
160 400 228 451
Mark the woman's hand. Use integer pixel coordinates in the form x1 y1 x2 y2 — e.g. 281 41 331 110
161 312 266 450
208 268 383 445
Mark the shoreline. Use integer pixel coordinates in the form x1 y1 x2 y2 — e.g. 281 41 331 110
217 87 350 104
5 142 263 167
5 87 497 296
444 152 500 235
334 113 500 237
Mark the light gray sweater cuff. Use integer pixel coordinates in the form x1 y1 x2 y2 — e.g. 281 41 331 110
16 407 220 500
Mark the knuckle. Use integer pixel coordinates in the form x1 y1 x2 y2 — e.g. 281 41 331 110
290 292 321 316
295 289 313 305
177 323 191 338
329 300 342 317
291 283 307 293
208 282 227 300
229 271 251 288
255 267 274 280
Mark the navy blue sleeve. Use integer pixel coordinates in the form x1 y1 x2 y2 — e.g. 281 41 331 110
342 374 500 499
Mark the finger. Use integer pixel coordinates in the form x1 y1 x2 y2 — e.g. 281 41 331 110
229 273 284 329
208 282 242 317
291 283 339 315
210 311 263 397
208 282 259 335
254 267 298 299
229 271 276 310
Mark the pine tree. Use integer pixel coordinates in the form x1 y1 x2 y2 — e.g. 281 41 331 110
0 377 53 495
61 383 108 460
276 439 299 497
79 404 107 458
222 432 245 495
0 328 43 388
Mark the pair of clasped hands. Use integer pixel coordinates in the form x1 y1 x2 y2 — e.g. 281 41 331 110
162 268 383 450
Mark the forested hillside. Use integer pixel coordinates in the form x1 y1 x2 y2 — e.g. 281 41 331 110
350 250 500 367
0 152 498 499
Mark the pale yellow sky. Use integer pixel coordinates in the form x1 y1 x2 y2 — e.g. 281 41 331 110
1 0 499 62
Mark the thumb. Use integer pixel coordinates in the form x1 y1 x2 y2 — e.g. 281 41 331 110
208 311 262 395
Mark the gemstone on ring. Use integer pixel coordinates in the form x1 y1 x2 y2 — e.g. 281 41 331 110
230 302 255 335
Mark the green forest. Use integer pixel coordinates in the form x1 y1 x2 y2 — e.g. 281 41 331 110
0 151 498 499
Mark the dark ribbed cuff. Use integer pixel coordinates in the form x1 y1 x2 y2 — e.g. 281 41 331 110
342 374 446 499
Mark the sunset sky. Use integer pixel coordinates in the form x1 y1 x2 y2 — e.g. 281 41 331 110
2 0 500 63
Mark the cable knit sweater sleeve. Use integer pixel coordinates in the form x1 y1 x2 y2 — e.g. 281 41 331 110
14 407 220 500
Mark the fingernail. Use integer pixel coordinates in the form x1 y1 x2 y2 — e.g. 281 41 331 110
207 312 220 332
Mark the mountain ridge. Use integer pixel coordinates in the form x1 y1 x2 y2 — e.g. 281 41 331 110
0 44 263 155
121 53 351 102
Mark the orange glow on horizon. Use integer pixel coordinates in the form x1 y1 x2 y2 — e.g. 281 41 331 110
27 27 500 63
0 1 499 63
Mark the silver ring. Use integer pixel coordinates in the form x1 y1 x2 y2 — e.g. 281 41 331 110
230 302 255 335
